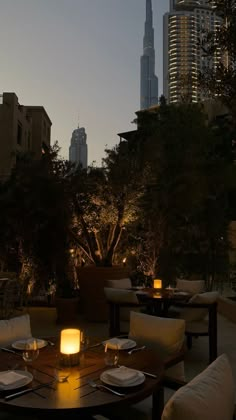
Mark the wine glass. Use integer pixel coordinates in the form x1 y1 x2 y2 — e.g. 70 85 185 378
22 338 39 363
104 343 119 367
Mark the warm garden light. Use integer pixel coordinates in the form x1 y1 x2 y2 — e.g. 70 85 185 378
60 329 80 366
153 279 162 290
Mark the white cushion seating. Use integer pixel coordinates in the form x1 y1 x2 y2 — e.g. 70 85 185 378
129 311 185 380
161 354 235 420
104 287 139 304
217 295 236 324
104 312 186 420
105 278 132 289
176 279 205 295
0 314 32 347
104 287 141 324
172 291 219 323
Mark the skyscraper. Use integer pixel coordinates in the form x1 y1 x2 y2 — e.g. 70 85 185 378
140 0 159 110
163 0 222 104
69 125 88 169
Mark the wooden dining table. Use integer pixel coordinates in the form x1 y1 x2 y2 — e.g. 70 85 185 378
0 337 165 419
107 288 191 337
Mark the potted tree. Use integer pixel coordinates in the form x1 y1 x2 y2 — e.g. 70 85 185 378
69 143 142 321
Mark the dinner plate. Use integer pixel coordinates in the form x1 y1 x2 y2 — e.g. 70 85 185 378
12 338 47 350
100 369 145 388
0 370 33 391
102 339 136 350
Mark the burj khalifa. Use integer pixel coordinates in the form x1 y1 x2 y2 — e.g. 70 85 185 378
140 0 158 110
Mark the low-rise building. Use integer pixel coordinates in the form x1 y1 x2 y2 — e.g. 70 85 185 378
0 92 51 180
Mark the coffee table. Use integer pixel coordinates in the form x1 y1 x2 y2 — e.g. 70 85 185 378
0 338 164 419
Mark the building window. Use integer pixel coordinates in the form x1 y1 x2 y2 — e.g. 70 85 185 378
17 122 22 145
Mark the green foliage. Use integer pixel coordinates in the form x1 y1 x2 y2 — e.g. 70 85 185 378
69 143 142 266
127 102 231 284
0 143 76 297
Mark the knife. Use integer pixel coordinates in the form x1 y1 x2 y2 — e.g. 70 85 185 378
117 365 157 379
139 370 157 378
0 348 20 356
5 380 55 401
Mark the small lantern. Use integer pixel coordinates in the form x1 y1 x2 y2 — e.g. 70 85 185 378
153 279 162 290
60 328 81 366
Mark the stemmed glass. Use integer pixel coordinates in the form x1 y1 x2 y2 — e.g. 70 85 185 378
22 338 39 364
104 343 119 367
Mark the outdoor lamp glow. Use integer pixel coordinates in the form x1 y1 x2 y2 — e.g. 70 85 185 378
60 329 81 366
153 279 162 289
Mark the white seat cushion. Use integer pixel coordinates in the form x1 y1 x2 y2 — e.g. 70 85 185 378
162 354 235 420
176 279 205 295
105 278 132 289
173 291 219 323
129 311 185 380
104 287 139 304
0 314 32 347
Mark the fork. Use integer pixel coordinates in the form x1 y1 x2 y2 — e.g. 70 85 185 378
128 345 146 355
87 379 125 397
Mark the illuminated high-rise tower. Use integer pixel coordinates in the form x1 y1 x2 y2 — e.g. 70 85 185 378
69 124 88 169
140 0 158 110
163 0 222 103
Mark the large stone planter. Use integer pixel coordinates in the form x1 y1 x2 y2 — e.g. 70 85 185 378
77 266 130 322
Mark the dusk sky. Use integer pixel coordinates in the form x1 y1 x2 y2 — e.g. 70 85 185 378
0 0 169 165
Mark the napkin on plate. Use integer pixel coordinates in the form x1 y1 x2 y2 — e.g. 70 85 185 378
104 338 134 350
0 371 27 389
105 366 143 386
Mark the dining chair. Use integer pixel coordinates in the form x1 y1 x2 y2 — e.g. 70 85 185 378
94 311 186 420
170 291 219 363
0 314 32 347
0 278 22 319
161 353 235 420
104 287 144 337
176 279 205 295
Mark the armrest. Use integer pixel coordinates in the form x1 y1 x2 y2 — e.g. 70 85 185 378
172 302 217 309
163 376 187 390
164 346 185 369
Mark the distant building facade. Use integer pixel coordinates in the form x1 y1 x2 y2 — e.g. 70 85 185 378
140 0 159 110
0 92 51 180
69 126 88 169
163 0 223 103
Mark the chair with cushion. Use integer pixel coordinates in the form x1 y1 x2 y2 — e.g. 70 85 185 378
161 353 235 420
97 311 186 420
105 278 145 325
176 279 205 295
105 278 132 289
0 314 32 347
104 287 143 336
170 291 219 363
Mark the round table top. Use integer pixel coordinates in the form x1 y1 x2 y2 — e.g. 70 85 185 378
0 338 164 416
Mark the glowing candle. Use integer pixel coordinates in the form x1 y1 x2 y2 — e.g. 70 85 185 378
60 329 80 355
153 279 162 289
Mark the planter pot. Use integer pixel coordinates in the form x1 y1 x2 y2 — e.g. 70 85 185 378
77 266 130 322
55 296 80 325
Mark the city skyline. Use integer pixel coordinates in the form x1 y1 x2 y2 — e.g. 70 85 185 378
0 0 168 165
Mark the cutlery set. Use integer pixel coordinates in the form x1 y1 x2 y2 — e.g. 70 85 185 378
1 338 156 401
4 380 55 401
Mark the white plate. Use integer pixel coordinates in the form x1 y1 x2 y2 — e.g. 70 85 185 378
12 338 47 350
100 369 145 388
0 370 33 391
102 339 136 350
